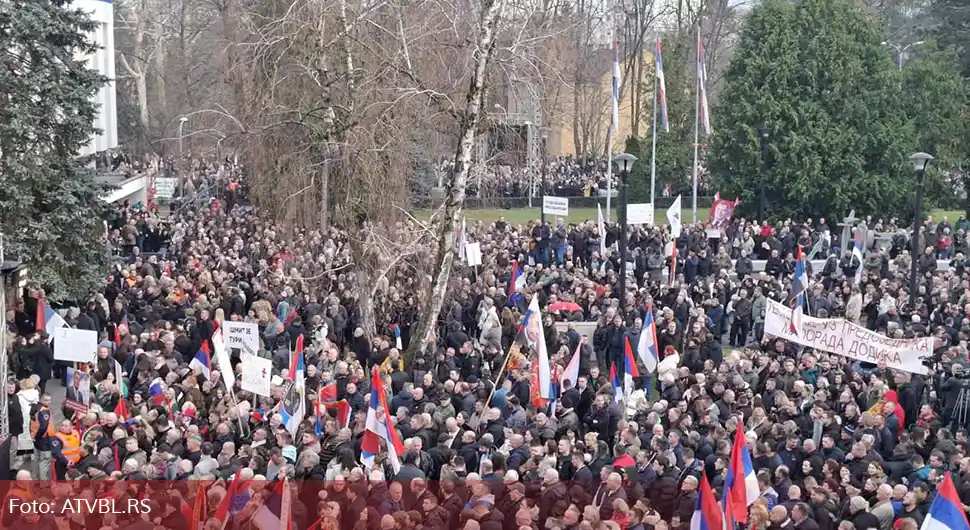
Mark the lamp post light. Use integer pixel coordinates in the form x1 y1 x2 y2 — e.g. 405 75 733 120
614 153 637 318
178 116 188 155
882 41 925 70
909 152 934 308
758 126 770 225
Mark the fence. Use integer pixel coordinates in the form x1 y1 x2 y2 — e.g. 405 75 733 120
410 194 716 210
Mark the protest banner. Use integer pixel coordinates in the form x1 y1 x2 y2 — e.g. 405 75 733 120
54 328 98 363
241 353 272 397
764 299 930 374
627 203 655 225
465 242 483 267
542 196 569 216
224 321 259 358
212 330 235 390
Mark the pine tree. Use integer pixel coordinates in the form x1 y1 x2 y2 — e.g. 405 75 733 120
0 0 111 299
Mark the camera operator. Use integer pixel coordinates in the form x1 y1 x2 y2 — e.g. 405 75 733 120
938 363 970 428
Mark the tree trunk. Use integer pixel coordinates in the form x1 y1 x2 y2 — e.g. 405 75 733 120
406 0 505 362
155 44 167 128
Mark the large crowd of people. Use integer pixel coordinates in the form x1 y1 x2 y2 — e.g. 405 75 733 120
3 158 970 530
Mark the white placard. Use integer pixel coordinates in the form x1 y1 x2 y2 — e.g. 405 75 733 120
212 331 236 390
224 322 260 357
465 242 483 267
627 203 655 225
241 353 272 397
54 328 98 364
154 177 177 199
542 196 569 216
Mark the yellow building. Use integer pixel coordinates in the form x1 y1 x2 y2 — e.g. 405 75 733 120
543 49 655 158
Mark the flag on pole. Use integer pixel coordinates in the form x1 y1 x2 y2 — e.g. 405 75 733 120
656 39 669 133
35 298 67 339
458 216 467 262
280 336 306 438
612 39 621 131
921 472 970 530
697 37 711 136
561 341 582 390
852 229 865 283
637 304 660 374
623 337 640 397
361 366 406 473
690 473 723 530
723 426 759 525
524 296 551 408
667 195 683 238
609 362 622 404
509 260 526 293
789 245 808 335
189 343 212 380
597 203 607 256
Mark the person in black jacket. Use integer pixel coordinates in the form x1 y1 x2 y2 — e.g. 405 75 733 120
30 333 54 395
649 455 682 520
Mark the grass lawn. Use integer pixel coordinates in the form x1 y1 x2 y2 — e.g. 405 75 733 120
413 207 967 227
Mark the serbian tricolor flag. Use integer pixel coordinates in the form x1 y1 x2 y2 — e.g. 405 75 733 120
189 342 212 379
149 377 166 404
390 324 403 350
35 298 67 339
723 424 759 525
361 365 405 473
523 296 551 409
252 479 292 530
287 335 305 382
922 472 970 530
656 38 669 132
212 469 242 530
319 381 337 403
623 337 640 397
509 260 526 293
609 362 622 404
690 472 722 530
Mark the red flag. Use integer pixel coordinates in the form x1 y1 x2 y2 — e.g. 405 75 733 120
190 482 207 530
319 381 337 403
35 297 46 332
213 469 243 529
114 397 129 422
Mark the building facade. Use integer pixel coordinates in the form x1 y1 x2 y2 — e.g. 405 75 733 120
73 0 118 156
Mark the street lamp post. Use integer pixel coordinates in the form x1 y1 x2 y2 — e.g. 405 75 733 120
614 153 637 318
758 126 769 225
882 41 925 70
540 131 549 225
909 152 934 307
178 116 188 155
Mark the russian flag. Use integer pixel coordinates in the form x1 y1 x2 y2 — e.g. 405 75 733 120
35 298 67 339
149 377 166 404
723 425 759 525
189 342 212 379
922 472 970 530
361 365 405 473
691 473 723 530
609 362 622 404
637 304 660 374
656 38 669 132
510 260 526 293
623 337 640 397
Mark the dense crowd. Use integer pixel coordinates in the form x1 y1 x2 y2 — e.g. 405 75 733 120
4 158 970 530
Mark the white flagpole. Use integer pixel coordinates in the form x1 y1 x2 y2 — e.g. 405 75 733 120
606 128 614 223
691 24 702 225
649 54 658 212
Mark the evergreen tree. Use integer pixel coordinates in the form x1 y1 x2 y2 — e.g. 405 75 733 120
0 0 110 298
708 0 917 220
